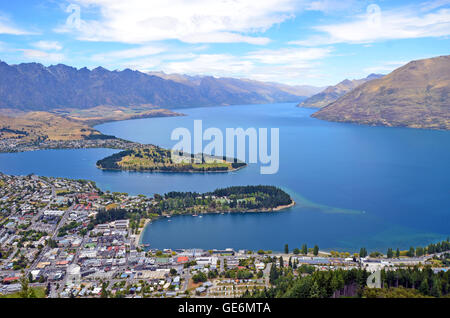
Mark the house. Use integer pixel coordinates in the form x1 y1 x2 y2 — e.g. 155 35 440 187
177 256 189 264
2 276 19 284
196 286 206 294
255 263 265 270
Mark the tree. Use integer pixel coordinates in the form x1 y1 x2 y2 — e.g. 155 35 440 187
309 282 321 298
419 278 429 295
101 282 108 298
408 246 415 257
359 247 367 258
284 244 289 254
19 275 36 298
293 248 300 255
430 277 441 297
313 245 319 256
269 262 279 284
416 247 424 257
208 270 218 279
192 272 207 283
396 248 400 258
301 244 308 255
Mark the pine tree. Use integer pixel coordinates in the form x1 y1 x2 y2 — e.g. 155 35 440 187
301 244 308 255
309 282 321 298
359 247 367 258
387 248 393 258
419 278 429 295
430 277 442 297
313 245 319 256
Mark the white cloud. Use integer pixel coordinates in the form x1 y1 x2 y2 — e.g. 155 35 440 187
305 0 362 13
32 41 63 51
20 49 65 63
245 47 332 64
91 45 167 63
290 4 450 45
120 46 332 85
161 54 254 76
0 15 34 35
60 0 301 44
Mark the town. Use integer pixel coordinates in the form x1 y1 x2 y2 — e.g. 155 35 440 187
0 172 449 298
0 137 144 153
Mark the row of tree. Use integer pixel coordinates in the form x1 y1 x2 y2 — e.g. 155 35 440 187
284 243 319 256
245 256 450 298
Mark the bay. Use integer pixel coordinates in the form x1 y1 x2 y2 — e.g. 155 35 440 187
0 103 449 252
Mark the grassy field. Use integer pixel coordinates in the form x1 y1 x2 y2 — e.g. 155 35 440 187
0 286 46 298
0 112 103 141
0 106 182 142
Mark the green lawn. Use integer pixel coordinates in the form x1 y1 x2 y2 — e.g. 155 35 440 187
0 286 46 298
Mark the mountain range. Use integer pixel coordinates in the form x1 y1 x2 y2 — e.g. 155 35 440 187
312 55 450 130
148 71 323 98
298 74 384 109
0 61 318 112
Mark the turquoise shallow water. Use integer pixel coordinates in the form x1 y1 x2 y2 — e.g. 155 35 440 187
0 103 449 252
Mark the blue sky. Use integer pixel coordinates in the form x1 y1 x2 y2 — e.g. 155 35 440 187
0 0 449 86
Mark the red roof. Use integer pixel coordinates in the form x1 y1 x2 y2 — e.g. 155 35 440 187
177 256 189 263
3 277 19 282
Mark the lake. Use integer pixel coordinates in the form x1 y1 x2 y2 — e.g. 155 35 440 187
0 103 449 252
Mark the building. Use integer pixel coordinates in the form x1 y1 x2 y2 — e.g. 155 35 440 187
44 210 65 217
66 264 81 286
114 220 129 230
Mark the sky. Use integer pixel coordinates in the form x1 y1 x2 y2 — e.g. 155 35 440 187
0 0 449 86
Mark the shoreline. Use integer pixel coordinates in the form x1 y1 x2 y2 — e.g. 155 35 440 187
271 200 296 211
135 218 151 246
96 163 246 174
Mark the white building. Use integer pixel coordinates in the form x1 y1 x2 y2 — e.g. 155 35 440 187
66 264 81 286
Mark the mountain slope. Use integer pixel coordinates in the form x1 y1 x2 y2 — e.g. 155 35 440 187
148 71 323 97
0 61 314 111
298 74 383 108
312 56 450 130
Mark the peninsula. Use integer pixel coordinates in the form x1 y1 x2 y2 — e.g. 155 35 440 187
0 107 183 153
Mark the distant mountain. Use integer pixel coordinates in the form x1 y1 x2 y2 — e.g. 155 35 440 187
148 71 323 98
312 56 450 130
0 61 316 111
298 74 383 108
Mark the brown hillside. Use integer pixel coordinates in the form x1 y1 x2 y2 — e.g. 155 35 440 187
312 56 450 130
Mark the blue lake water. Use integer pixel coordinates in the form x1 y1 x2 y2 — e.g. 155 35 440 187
0 103 449 252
